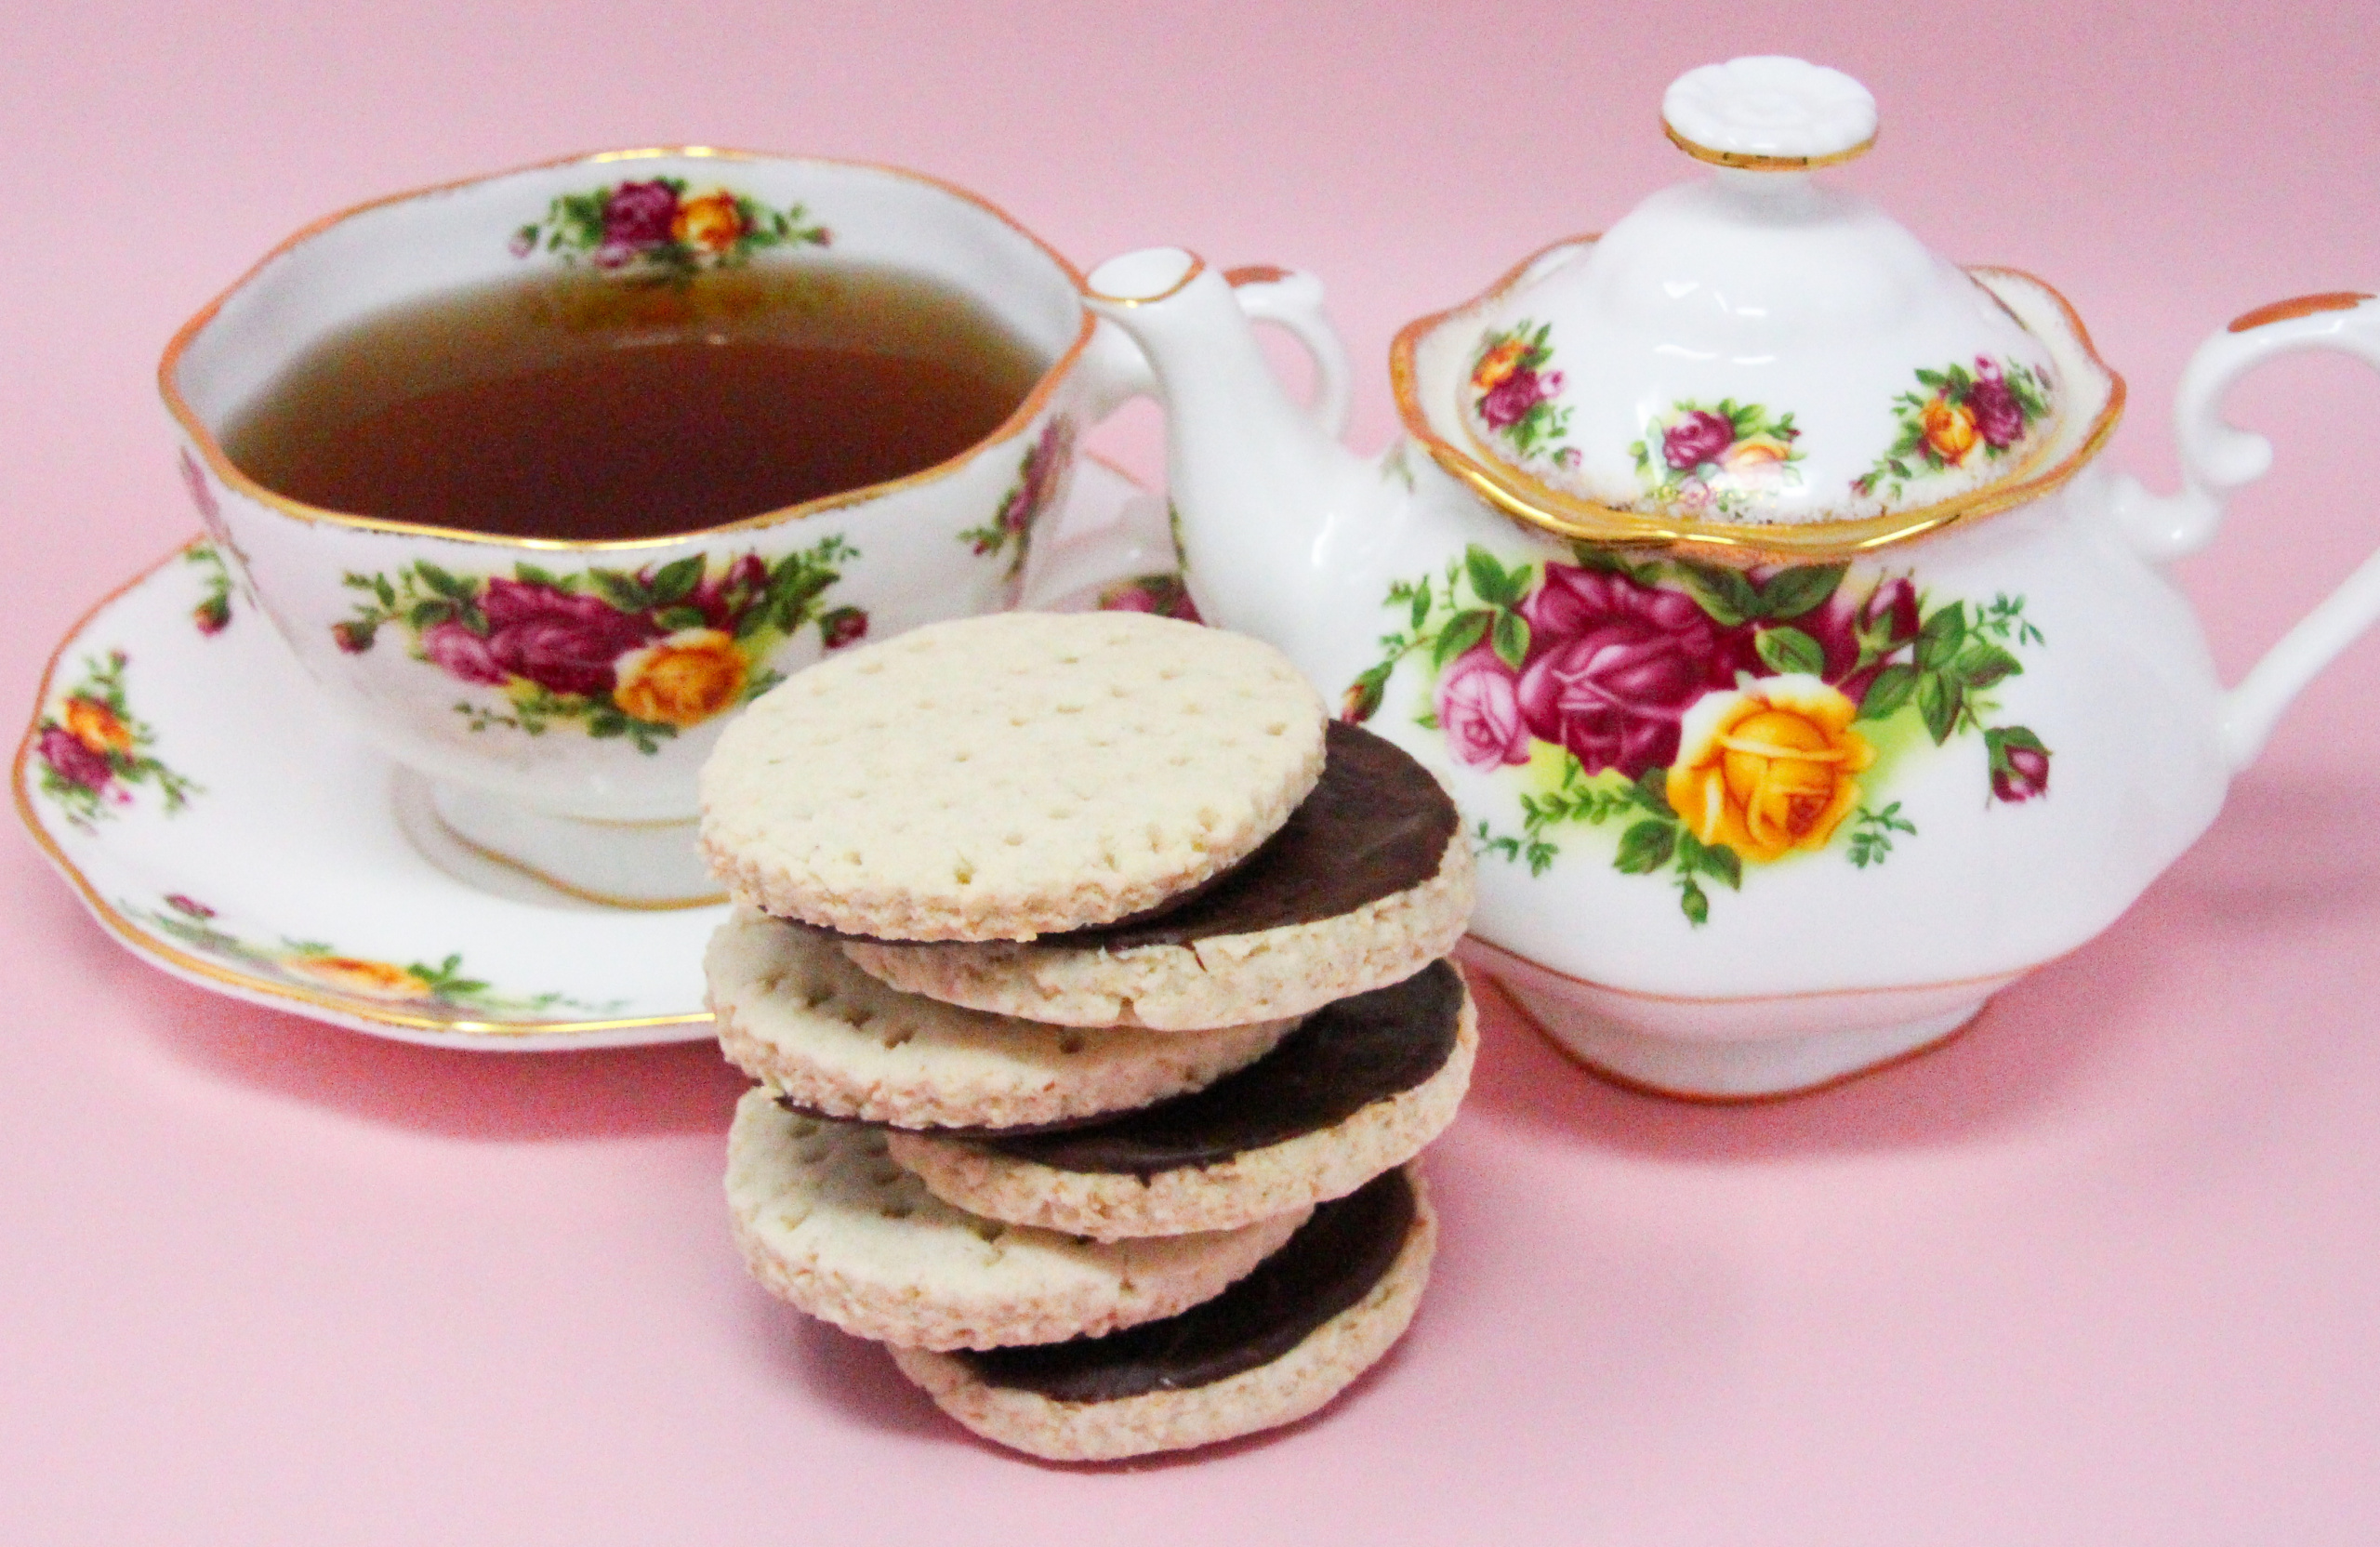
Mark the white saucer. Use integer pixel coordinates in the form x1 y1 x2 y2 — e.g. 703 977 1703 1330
15 459 1175 1051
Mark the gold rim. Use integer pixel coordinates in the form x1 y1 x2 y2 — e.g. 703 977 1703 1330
1389 238 2127 564
1661 122 1877 171
14 539 716 1038
157 146 1098 553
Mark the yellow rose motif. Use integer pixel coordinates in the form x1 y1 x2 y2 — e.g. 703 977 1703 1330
613 628 749 728
1666 677 1875 865
286 956 432 1000
62 696 133 756
1471 337 1527 392
1720 433 1794 482
1920 395 1978 464
672 192 746 254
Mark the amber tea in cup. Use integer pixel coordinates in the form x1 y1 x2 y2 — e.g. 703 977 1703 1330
219 262 1048 541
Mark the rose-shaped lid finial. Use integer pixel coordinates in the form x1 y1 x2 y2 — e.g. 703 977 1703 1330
1661 57 1877 169
1392 57 2122 558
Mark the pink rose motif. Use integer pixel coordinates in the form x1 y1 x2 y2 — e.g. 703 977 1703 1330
479 578 658 697
420 619 507 686
165 894 215 919
38 727 114 794
602 180 681 248
1436 646 1531 770
1967 359 2025 450
1662 410 1736 471
819 607 868 650
1479 368 1560 431
331 620 373 654
1514 565 1749 778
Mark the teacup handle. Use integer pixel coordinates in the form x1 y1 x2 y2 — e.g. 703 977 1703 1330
1020 264 1352 611
2108 291 2380 768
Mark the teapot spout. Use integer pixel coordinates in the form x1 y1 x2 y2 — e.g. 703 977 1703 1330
1082 249 1368 662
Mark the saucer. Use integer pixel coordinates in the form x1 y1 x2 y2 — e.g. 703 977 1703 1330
16 459 1178 1051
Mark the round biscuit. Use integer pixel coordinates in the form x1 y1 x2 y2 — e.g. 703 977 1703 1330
698 612 1328 940
726 1089 1309 1351
707 907 1296 1130
887 981 1476 1241
890 1165 1435 1461
843 833 1474 1030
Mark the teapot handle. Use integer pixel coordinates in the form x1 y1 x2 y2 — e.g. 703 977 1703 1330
2108 291 2380 769
1021 264 1351 611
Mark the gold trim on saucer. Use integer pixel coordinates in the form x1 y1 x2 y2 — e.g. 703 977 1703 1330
14 540 716 1039
157 147 1100 554
1389 237 2127 565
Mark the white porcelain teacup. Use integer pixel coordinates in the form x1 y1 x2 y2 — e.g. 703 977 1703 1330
162 150 1178 905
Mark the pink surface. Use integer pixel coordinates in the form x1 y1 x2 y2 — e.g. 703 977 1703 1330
7 3 2380 1541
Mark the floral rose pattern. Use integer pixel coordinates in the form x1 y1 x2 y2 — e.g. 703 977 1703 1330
333 536 863 752
1345 545 2051 924
1630 399 1805 519
139 894 622 1021
510 178 829 284
960 416 1076 580
1855 357 2053 503
32 651 200 830
1096 572 1200 623
1465 321 1577 469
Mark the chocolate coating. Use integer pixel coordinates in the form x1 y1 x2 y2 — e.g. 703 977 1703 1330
969 959 1463 1175
957 1168 1416 1401
1056 720 1459 947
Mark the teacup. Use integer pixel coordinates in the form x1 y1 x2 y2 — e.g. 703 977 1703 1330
160 149 1163 905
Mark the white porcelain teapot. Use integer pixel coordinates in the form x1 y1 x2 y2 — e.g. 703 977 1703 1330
1081 57 2380 1099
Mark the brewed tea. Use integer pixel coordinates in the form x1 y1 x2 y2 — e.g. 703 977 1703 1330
220 262 1049 540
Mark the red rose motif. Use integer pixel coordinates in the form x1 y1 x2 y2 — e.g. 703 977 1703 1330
1967 359 2025 450
420 619 507 685
693 554 769 631
819 607 868 650
602 180 681 248
192 598 231 636
1800 575 1920 702
479 578 658 697
332 620 373 654
1436 646 1531 770
39 726 114 793
1662 410 1736 471
1990 735 2051 802
1480 368 1560 431
1514 565 1747 777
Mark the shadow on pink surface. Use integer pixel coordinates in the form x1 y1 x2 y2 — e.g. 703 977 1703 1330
1461 758 2380 1164
108 955 747 1143
738 1235 1428 1468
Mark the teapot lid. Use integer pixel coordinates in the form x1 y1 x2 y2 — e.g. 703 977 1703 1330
1393 57 2122 560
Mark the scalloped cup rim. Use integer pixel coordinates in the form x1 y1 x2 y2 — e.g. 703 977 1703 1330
156 145 1100 553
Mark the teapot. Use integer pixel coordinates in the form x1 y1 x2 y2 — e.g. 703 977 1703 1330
1078 57 2380 1099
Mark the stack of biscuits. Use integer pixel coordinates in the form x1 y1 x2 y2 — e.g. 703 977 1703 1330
696 611 1477 1461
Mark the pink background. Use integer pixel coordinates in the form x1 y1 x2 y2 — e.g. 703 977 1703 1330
7 3 2379 1541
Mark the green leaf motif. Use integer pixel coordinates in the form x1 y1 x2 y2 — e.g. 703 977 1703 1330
1916 670 1963 745
1613 820 1675 875
1916 602 1967 669
1858 664 1918 721
1490 610 1530 670
1756 564 1846 621
1432 609 1492 669
1754 626 1826 677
